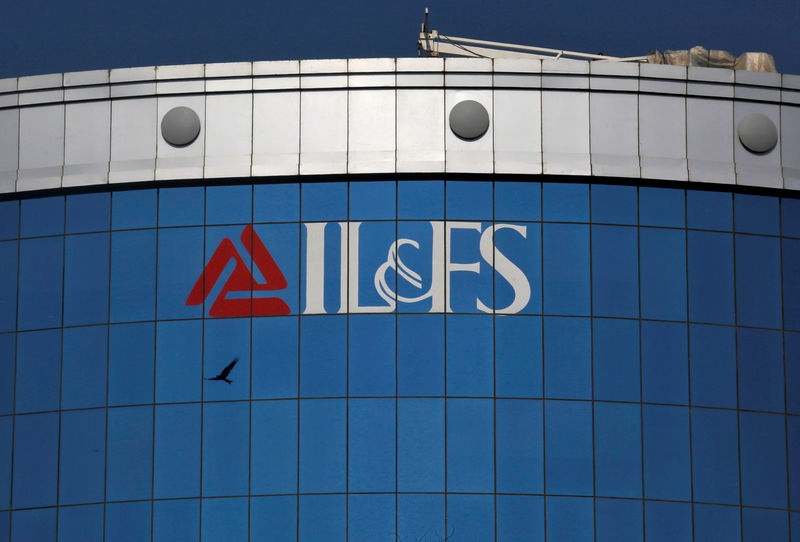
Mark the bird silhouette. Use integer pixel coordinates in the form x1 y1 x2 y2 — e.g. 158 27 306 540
205 358 238 384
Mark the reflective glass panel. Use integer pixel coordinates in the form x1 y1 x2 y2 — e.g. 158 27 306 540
105 501 150 542
594 402 642 498
495 181 541 222
640 227 686 320
643 405 690 500
299 399 345 493
108 322 154 406
639 187 684 228
252 316 298 399
592 225 638 317
447 398 493 492
688 230 735 325
644 501 692 542
348 494 395 542
158 186 203 227
20 196 63 237
11 508 56 542
110 229 156 322
446 180 492 220
206 184 252 225
111 189 156 230
783 238 800 331
153 499 199 542
350 180 395 220
398 398 444 492
301 181 346 221
496 399 543 493
300 315 346 397
397 494 445 542
61 325 106 410
298 494 345 542
398 314 444 396
596 498 642 542
0 241 16 333
58 409 105 505
251 401 297 495
0 200 19 240
496 495 544 542
735 234 782 328
593 319 639 402
58 504 103 542
154 403 201 499
542 182 589 222
66 192 110 234
740 411 787 508
687 190 732 231
735 193 779 235
692 407 740 505
543 223 590 315
447 494 494 541
63 233 109 325
446 314 492 396
254 182 299 223
641 321 688 405
546 496 593 541
690 324 737 409
201 497 248 542
693 504 740 542
107 406 152 501
742 508 789 542
250 497 296 542
16 329 60 413
18 236 63 330
156 226 203 320
349 398 395 492
738 328 784 412
544 316 591 399
545 400 593 495
202 401 249 497
155 320 202 403
591 184 637 225
398 180 444 220
349 314 394 396
12 412 58 508
495 315 542 398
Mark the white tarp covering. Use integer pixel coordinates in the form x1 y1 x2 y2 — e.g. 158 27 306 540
647 45 776 72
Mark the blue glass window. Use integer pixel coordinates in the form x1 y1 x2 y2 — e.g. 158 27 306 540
156 226 203 320
446 180 492 220
742 508 789 542
639 187 684 228
112 189 156 230
789 332 800 415
398 314 444 396
20 196 63 237
644 501 691 542
546 497 593 541
493 220 542 314
348 494 395 542
350 314 394 396
592 225 638 317
782 197 800 237
18 236 63 330
398 180 444 219
543 223 590 315
398 398 444 492
110 229 156 322
201 497 248 542
789 416 800 513
740 411 787 508
446 314 492 396
203 318 250 402
250 497 296 542
0 334 12 416
693 504 740 542
252 222 299 314
11 508 56 542
58 504 103 542
688 230 735 324
640 227 687 320
641 321 688 405
594 402 642 498
496 399 543 493
350 180 395 220
544 316 591 399
495 315 542 398
155 320 202 403
158 186 203 227
63 233 109 325
643 405 690 500
593 319 639 402
299 495 345 542
447 398 493 492
542 182 589 222
692 408 740 505
253 316 298 399
596 498 642 542
736 234 782 328
254 182 299 222
12 412 58 508
447 221 492 313
690 324 737 408
154 403 201 499
105 501 150 542
545 400 593 495
299 399 345 493
66 192 110 234
495 181 541 222
59 409 105 505
784 238 800 331
203 402 249 497
591 184 637 225
15 329 60 414
251 401 297 495
735 193 779 235
0 241 16 333
0 417 11 509
397 494 445 542
687 189 732 231
61 326 106 410
496 495 544 542
349 398 395 492
107 406 152 501
206 184 252 225
447 494 494 541
109 322 154 406
0 200 19 240
738 328 784 412
300 315 345 397
154 499 199 542
301 181 346 221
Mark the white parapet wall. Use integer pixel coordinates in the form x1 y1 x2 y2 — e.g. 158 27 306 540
0 57 798 193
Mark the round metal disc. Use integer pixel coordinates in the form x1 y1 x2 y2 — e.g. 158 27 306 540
161 106 201 147
737 113 778 154
449 100 490 140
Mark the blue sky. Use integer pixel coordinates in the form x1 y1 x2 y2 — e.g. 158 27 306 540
2 0 798 78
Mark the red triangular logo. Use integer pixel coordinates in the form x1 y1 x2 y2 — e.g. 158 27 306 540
185 225 290 317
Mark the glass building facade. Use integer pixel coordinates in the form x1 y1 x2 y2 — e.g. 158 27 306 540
1 179 799 541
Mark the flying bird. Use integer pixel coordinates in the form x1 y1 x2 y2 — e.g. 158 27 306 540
205 358 238 384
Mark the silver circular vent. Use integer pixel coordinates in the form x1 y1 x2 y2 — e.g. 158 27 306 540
738 113 778 154
161 106 201 147
449 100 490 140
